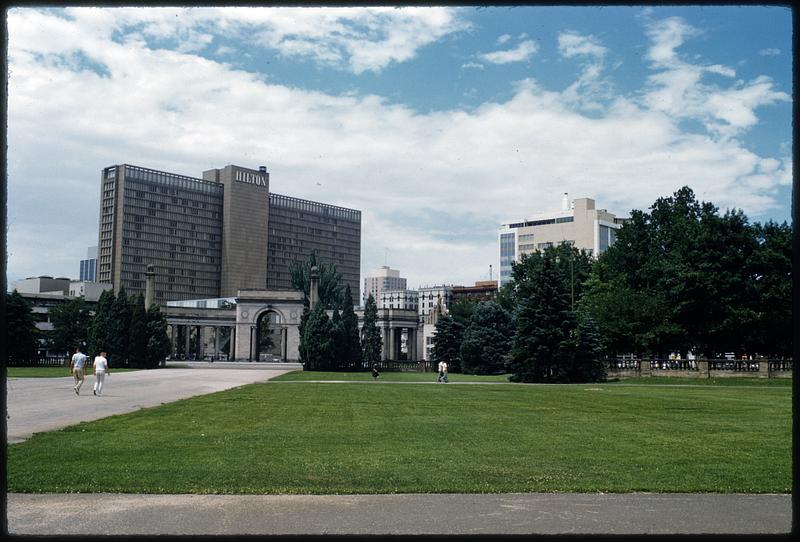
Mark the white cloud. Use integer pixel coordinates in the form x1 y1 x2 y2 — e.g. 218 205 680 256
497 33 511 44
479 40 538 64
461 61 484 69
558 31 607 58
759 48 780 56
641 16 789 139
5 8 792 289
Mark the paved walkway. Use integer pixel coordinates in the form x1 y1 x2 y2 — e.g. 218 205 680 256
6 492 791 535
5 368 793 535
6 366 296 444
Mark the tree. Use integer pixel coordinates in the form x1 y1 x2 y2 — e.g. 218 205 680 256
340 285 362 369
459 301 513 375
127 293 149 367
746 220 792 357
108 288 132 366
430 314 464 371
360 294 382 366
563 315 607 383
47 296 93 354
145 305 172 368
330 306 348 369
289 252 343 309
299 302 335 371
6 290 39 362
88 289 116 358
508 251 574 382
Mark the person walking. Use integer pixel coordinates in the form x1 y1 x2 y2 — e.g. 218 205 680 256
437 360 449 383
70 347 88 395
93 351 110 396
372 363 380 380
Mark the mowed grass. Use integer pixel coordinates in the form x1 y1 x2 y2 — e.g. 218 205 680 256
6 367 141 378
6 380 791 495
272 370 510 382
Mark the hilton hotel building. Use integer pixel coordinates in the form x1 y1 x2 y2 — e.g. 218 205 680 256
97 163 361 303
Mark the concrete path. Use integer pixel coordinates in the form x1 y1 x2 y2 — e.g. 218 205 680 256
6 367 296 444
6 492 791 535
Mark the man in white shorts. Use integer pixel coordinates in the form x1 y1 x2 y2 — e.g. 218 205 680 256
93 351 110 396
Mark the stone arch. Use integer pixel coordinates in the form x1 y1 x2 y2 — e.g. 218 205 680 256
255 308 286 362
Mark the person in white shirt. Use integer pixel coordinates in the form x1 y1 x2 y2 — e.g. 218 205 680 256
93 351 110 396
437 360 449 383
70 347 88 395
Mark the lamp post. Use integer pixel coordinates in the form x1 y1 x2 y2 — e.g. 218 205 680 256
570 256 574 310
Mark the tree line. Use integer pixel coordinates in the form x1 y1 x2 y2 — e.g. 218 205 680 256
5 288 171 368
431 186 791 383
290 253 382 370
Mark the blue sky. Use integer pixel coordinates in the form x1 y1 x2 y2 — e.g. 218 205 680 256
6 6 793 295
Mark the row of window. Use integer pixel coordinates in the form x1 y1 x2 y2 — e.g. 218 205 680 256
508 216 574 229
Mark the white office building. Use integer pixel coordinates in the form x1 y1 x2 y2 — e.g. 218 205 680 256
498 194 625 286
363 266 407 305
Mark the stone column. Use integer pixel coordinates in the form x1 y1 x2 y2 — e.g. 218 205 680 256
639 357 651 377
758 356 770 379
198 326 205 360
380 327 388 361
408 328 416 361
389 327 396 361
144 264 156 309
184 325 191 359
696 358 709 379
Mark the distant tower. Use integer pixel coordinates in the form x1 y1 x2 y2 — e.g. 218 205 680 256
561 192 570 211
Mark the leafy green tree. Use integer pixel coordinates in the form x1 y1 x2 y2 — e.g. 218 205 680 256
6 290 40 362
360 294 382 366
340 285 362 368
430 314 464 371
299 302 335 371
145 305 172 368
46 296 93 354
459 301 513 374
289 252 343 309
746 220 792 357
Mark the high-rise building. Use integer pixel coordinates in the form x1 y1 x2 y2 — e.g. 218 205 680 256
267 193 361 300
79 246 98 282
363 266 406 305
97 163 361 302
498 194 624 286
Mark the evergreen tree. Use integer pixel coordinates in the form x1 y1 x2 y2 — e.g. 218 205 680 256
47 296 93 354
459 301 513 375
108 288 132 366
430 314 464 371
6 290 40 362
508 251 573 382
300 302 335 371
340 284 362 369
145 305 172 368
127 293 149 367
330 306 348 370
289 252 344 309
88 289 116 358
360 294 382 366
564 315 607 382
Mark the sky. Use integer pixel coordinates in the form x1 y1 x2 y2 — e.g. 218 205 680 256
5 5 793 295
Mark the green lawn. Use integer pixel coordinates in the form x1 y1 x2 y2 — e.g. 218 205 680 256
273 370 510 382
7 379 790 495
6 367 142 378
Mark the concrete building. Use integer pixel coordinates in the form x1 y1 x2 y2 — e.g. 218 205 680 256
11 276 72 295
379 289 419 311
67 281 113 302
498 193 624 286
266 193 361 298
452 280 499 302
96 163 361 303
363 266 406 305
79 246 98 282
417 285 453 321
